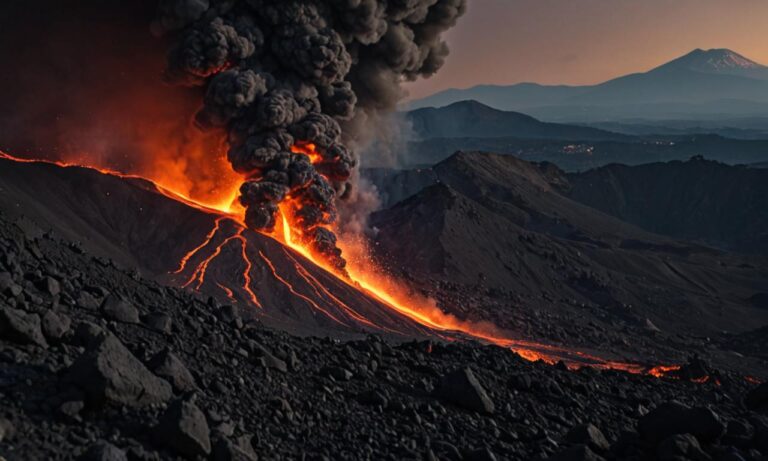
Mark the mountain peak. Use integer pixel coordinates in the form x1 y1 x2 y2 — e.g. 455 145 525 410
662 48 766 72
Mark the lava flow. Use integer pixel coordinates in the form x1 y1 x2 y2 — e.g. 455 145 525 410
0 149 686 378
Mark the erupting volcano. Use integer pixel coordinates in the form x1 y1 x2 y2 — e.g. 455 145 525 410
0 0 691 377
0 146 690 376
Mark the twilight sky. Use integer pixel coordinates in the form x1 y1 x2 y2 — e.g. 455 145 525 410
405 0 768 99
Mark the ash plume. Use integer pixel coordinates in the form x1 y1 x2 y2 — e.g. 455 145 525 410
154 0 467 271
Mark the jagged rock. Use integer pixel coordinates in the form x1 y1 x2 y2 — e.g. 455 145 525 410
156 399 211 458
212 436 258 461
0 305 48 347
42 310 71 341
41 276 60 297
149 349 197 393
65 333 172 407
638 401 725 444
746 382 768 411
259 353 287 373
59 400 85 420
434 367 494 414
0 417 14 442
566 424 611 453
71 321 106 348
547 445 606 461
249 341 287 372
101 295 139 324
81 441 128 461
323 366 352 381
656 434 710 461
0 271 22 297
217 305 241 324
76 291 100 310
143 313 172 334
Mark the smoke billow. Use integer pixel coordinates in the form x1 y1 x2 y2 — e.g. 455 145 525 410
153 0 467 271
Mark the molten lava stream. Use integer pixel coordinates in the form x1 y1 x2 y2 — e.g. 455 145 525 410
257 250 348 326
275 203 679 375
282 249 395 333
0 151 681 377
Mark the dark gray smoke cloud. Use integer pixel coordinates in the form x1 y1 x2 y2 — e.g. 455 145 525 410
154 0 467 271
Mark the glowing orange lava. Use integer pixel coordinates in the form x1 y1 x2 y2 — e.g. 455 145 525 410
183 229 244 290
0 149 684 377
174 218 225 274
290 142 323 164
648 365 682 378
234 233 262 308
258 250 347 326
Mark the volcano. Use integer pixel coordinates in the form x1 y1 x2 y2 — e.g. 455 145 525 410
2 153 682 372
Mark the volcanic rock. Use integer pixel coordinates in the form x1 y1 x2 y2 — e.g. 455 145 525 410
753 417 768 453
41 310 71 341
358 389 389 407
100 294 139 324
638 401 725 444
746 382 768 412
41 276 60 297
547 445 606 461
0 417 14 443
82 441 128 461
76 290 100 310
466 447 498 461
148 349 197 393
565 424 611 453
66 333 172 407
434 367 495 414
323 366 353 381
58 400 85 421
258 353 288 373
656 434 710 461
156 399 212 458
143 312 172 334
0 305 48 347
212 437 258 461
71 321 107 348
217 304 241 324
0 271 22 297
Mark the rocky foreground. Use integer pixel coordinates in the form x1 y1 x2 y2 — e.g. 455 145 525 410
0 210 767 461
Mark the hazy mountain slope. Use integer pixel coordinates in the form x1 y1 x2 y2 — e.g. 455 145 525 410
408 49 768 120
370 152 768 339
406 100 627 140
565 158 768 254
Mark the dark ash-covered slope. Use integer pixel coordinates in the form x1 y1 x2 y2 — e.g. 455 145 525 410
0 157 427 337
565 157 768 255
2 206 766 461
370 152 768 370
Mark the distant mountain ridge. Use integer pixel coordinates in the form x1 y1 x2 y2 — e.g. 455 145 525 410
409 49 768 121
406 100 627 140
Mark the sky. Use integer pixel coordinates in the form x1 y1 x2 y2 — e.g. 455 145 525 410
405 0 768 100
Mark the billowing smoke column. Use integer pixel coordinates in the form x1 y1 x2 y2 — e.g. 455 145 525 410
153 0 466 271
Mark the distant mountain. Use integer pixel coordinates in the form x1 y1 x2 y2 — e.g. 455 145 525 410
369 152 768 337
406 100 627 140
565 157 768 254
656 48 768 80
409 49 768 121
